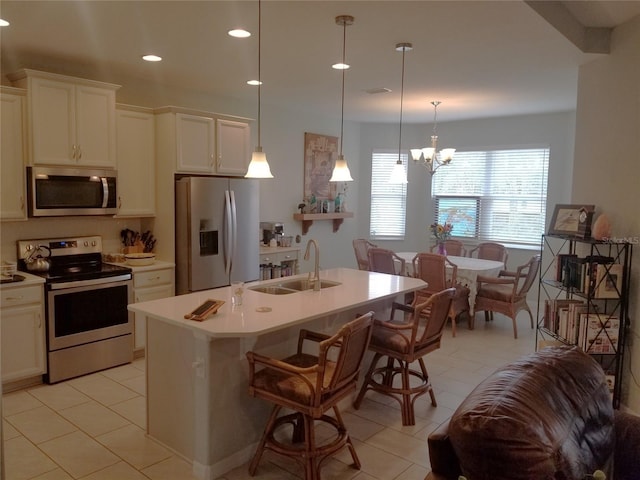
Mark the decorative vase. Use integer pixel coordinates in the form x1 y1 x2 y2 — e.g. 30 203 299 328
592 214 612 241
437 242 447 256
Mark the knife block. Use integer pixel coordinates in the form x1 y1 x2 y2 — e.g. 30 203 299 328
122 245 144 254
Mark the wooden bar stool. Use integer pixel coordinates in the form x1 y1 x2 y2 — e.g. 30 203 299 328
353 289 455 426
246 312 374 479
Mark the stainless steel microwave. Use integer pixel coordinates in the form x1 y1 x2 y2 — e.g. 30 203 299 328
27 166 118 217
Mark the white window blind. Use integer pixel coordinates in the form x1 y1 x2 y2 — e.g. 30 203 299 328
432 147 549 246
370 150 407 239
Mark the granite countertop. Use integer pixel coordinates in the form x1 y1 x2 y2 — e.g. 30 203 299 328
128 267 425 338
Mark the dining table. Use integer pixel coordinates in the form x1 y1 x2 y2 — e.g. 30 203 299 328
395 252 505 315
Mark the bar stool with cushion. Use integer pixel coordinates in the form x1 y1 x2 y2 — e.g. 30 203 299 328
352 238 377 270
353 288 455 426
246 312 374 479
368 247 406 275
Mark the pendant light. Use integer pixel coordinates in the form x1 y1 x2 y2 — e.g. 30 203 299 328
329 15 354 182
389 42 412 184
245 0 273 178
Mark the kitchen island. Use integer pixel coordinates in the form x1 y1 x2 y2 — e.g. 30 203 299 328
128 267 425 479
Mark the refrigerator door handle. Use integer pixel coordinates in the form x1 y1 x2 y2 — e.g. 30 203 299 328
224 190 233 276
229 189 238 275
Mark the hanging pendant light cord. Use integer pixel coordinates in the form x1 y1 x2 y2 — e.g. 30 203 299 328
257 0 262 147
339 19 347 157
397 47 406 163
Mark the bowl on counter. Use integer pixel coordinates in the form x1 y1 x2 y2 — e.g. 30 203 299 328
124 253 156 266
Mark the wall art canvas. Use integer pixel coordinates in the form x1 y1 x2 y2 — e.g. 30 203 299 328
304 132 338 202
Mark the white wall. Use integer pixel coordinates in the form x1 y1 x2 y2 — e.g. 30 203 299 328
572 16 640 413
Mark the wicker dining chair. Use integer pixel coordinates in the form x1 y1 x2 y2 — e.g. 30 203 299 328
412 252 471 336
429 239 467 257
352 239 377 270
474 254 541 339
246 312 374 480
469 242 508 268
353 288 455 426
367 247 406 275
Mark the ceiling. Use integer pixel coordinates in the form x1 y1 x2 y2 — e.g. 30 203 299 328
1 1 639 124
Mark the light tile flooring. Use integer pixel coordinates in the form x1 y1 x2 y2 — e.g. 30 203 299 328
3 313 536 480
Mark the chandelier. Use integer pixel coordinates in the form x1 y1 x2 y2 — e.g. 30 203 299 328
411 101 455 175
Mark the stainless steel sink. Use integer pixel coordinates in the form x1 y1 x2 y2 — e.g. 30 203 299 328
248 285 298 295
248 279 341 295
277 279 341 291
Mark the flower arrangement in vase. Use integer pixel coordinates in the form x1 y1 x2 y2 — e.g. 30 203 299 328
430 222 453 255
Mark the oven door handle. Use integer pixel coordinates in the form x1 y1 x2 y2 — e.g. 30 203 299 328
48 274 132 290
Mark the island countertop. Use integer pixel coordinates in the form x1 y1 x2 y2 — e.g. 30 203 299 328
128 267 425 338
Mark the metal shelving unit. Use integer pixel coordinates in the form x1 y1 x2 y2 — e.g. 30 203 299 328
536 234 632 408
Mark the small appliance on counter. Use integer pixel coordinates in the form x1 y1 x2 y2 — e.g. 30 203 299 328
260 222 284 246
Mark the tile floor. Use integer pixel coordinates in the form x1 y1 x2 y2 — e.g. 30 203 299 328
3 312 536 480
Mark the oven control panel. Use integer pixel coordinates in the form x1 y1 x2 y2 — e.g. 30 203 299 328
17 236 103 259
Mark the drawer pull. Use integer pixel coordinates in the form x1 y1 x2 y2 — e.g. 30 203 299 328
5 295 24 301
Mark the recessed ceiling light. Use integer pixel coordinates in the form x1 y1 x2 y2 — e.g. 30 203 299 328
0 19 10 27
142 54 162 62
332 63 350 70
229 29 251 38
247 80 262 86
366 87 392 95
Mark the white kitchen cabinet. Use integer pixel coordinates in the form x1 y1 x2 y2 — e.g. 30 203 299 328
1 284 46 383
216 118 250 176
0 87 27 221
131 264 175 352
115 105 156 216
176 113 215 173
8 69 120 168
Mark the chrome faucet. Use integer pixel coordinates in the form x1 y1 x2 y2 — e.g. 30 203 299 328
304 239 321 291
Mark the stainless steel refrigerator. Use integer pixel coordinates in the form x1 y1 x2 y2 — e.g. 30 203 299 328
175 176 260 294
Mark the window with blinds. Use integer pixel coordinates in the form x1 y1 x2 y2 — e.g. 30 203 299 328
370 150 408 240
432 147 549 246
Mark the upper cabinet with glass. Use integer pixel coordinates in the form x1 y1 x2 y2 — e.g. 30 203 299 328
8 69 120 168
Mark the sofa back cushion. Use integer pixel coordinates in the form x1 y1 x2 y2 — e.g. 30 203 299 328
448 346 614 480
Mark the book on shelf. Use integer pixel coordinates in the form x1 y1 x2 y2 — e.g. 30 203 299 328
580 313 620 354
581 256 615 295
556 253 577 283
544 298 584 337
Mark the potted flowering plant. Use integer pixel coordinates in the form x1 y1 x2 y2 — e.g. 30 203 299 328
430 222 453 255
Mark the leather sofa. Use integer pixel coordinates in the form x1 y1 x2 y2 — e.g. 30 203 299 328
426 346 640 480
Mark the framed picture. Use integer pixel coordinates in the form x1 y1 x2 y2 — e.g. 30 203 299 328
548 204 595 238
595 263 623 299
304 132 338 203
